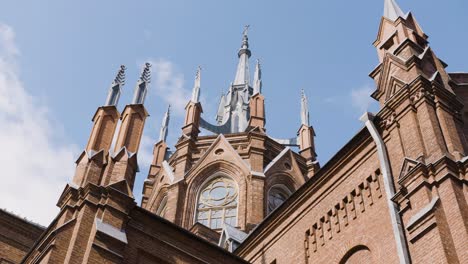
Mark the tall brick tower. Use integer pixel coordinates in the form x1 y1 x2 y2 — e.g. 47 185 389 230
367 0 468 262
22 64 151 263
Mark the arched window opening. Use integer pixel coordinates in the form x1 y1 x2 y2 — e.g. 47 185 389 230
267 185 292 214
156 195 168 218
196 176 238 229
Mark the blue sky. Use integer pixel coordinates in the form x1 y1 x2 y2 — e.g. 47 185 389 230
0 0 467 225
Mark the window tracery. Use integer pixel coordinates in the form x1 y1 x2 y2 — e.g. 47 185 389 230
196 176 238 229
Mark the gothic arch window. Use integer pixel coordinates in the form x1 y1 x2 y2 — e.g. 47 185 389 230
156 195 168 218
267 185 292 214
196 176 238 229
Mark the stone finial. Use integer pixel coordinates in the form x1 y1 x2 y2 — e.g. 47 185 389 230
301 89 310 126
384 0 405 21
132 62 151 104
105 65 126 106
159 105 171 142
191 66 201 103
253 59 262 95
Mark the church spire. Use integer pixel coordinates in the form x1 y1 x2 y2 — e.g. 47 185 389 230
384 0 405 21
253 59 262 95
233 25 251 85
216 93 226 124
132 62 151 104
297 89 318 176
191 66 201 103
159 105 171 142
300 89 310 126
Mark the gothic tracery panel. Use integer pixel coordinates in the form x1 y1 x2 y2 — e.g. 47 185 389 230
196 176 238 229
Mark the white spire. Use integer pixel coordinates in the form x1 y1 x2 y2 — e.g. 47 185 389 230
191 66 201 103
233 25 251 85
253 59 262 95
216 93 226 124
132 62 151 104
384 0 405 21
159 105 170 142
301 89 310 126
105 65 126 106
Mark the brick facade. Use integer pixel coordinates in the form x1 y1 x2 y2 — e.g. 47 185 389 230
0 1 466 263
0 209 44 263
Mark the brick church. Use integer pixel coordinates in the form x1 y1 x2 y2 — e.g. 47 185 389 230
1 0 467 263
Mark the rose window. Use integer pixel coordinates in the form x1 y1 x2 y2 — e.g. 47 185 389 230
196 177 238 229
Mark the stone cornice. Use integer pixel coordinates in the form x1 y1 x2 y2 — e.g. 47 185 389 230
392 155 467 210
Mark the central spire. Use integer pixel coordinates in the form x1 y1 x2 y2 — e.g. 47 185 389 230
233 25 251 85
384 0 405 21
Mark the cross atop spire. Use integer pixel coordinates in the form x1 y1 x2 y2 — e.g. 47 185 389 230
159 105 171 142
384 0 405 21
243 25 250 36
105 65 126 106
132 62 151 104
191 66 201 103
301 89 310 126
241 25 250 49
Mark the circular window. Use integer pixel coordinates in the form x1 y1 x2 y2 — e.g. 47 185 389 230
215 148 224 155
284 162 292 170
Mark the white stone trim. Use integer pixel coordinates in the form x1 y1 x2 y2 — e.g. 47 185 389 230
361 112 410 264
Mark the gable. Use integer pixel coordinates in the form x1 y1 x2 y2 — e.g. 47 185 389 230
264 147 306 188
184 134 251 185
398 157 422 180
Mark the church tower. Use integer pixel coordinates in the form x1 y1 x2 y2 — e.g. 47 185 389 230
366 0 468 262
141 27 319 241
23 64 151 263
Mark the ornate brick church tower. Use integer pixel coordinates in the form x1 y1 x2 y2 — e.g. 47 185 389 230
140 26 319 236
8 0 466 263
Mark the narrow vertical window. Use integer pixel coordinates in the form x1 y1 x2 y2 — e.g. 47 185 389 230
196 176 238 229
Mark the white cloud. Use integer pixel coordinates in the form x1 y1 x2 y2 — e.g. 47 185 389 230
351 85 374 113
149 59 191 117
0 23 77 226
138 135 155 168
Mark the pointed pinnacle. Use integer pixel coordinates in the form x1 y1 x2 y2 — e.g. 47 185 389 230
301 89 310 126
384 0 405 21
139 62 152 83
191 66 201 103
112 65 126 86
